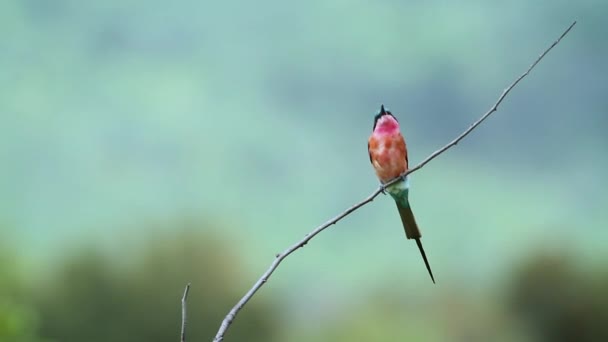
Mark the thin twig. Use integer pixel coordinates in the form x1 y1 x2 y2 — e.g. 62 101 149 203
181 283 191 342
212 21 576 342
400 20 577 179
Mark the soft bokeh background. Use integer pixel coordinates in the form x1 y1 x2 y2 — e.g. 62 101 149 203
2 1 607 341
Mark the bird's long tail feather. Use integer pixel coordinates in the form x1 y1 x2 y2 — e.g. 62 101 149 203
396 202 435 284
396 201 421 239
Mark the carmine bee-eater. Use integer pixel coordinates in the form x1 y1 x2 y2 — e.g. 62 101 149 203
368 105 435 283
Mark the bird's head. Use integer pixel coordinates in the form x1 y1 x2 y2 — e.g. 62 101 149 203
372 105 400 134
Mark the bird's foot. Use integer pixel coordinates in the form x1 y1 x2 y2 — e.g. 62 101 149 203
379 184 387 195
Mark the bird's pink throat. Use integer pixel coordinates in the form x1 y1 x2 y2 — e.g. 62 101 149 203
375 117 400 135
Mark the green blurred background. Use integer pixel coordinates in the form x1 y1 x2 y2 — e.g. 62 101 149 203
1 0 607 341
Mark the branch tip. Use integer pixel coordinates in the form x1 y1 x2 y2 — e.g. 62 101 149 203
180 283 191 342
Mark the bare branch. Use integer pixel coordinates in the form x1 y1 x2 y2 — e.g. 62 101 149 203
402 20 577 178
212 21 576 342
181 283 191 342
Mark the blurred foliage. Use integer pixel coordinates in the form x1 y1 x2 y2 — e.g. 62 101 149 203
29 221 278 342
0 247 40 342
508 252 608 342
6 238 608 341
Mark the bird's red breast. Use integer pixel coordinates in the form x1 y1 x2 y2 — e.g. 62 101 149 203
368 115 408 183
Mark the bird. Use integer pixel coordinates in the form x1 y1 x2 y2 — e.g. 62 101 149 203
367 104 435 283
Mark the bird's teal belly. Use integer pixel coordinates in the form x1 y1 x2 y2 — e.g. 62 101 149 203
386 177 410 207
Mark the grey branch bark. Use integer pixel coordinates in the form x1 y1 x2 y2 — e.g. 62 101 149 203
181 283 190 342
211 20 576 342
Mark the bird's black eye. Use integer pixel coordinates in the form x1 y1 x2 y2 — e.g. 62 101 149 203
373 111 382 122
373 113 382 130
